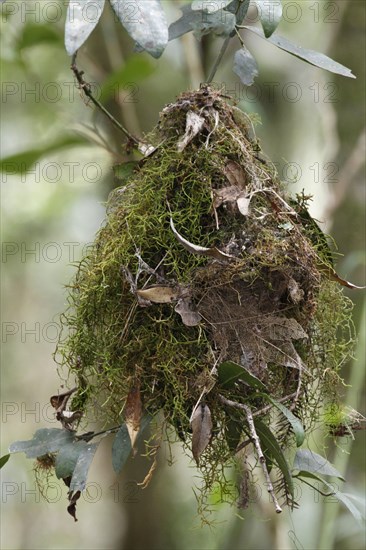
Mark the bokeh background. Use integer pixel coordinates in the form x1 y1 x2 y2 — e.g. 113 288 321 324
1 1 365 549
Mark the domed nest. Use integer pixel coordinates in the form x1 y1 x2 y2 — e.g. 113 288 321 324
56 86 354 510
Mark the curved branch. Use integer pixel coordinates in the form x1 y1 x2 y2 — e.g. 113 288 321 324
70 53 148 154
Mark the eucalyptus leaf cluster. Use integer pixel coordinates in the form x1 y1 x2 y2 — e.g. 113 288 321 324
61 0 354 81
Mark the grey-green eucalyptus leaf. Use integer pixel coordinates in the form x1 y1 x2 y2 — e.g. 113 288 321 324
55 440 90 480
109 0 168 58
233 46 259 86
169 4 236 41
192 0 232 13
112 415 152 474
293 449 345 480
191 9 236 39
295 471 364 524
65 0 105 55
226 0 250 24
69 442 99 492
255 0 282 37
244 26 355 78
9 429 74 458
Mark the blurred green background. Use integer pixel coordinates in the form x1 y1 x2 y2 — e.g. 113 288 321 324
1 1 365 549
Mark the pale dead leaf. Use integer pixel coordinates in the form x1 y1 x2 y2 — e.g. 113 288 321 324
237 196 251 216
125 383 142 452
191 403 213 466
175 298 201 326
326 267 366 290
287 278 304 303
140 143 156 157
170 217 235 261
177 111 205 152
213 183 250 216
50 388 77 412
213 185 242 208
223 160 246 187
57 410 83 431
136 285 182 304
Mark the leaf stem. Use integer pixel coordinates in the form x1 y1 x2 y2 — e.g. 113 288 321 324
234 26 245 47
294 475 335 498
206 0 250 83
76 425 123 441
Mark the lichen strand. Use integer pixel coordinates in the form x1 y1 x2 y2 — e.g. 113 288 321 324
56 87 354 508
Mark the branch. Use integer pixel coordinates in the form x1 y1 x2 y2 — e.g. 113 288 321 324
70 53 150 155
219 392 298 417
219 395 282 513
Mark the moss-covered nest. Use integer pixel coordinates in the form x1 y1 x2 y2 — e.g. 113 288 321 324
56 87 354 510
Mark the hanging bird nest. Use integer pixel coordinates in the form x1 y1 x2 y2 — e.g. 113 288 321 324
56 86 354 512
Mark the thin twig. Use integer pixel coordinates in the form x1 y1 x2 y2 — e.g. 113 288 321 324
206 0 250 84
290 372 302 411
70 53 146 153
234 26 245 47
235 438 251 454
206 36 231 84
219 395 282 513
253 392 298 417
219 392 297 416
76 424 123 441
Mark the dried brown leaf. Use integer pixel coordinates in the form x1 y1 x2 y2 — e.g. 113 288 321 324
213 185 242 208
125 383 142 452
50 388 77 412
50 388 81 430
136 285 182 304
67 490 81 522
223 160 246 187
191 403 213 466
326 267 366 290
